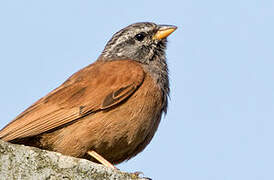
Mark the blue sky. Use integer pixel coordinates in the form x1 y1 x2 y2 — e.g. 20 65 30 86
0 1 273 179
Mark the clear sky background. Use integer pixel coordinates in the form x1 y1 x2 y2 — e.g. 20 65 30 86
0 1 273 180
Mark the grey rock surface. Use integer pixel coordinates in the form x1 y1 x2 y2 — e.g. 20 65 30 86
0 140 143 180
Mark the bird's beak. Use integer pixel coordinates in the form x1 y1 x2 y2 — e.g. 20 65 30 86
153 25 177 40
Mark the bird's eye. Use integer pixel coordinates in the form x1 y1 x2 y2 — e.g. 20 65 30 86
135 32 146 41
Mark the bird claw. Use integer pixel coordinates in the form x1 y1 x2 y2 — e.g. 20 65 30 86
130 171 152 180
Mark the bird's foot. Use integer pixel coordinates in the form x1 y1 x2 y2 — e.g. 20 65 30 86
130 171 152 180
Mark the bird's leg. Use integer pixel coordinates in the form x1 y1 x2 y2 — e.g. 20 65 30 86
87 150 117 169
87 151 150 179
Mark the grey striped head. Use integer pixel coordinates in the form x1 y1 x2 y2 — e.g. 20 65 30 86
99 22 176 64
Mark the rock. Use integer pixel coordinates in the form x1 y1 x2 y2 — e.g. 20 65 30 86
0 140 144 180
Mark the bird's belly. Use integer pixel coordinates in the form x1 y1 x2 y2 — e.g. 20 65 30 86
86 82 163 164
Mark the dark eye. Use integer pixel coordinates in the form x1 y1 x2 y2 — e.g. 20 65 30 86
135 32 146 41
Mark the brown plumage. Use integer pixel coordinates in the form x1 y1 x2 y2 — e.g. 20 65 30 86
0 22 176 165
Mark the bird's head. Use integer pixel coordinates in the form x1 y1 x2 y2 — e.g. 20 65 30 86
99 22 177 64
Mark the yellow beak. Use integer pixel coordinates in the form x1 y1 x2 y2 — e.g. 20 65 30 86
153 25 177 40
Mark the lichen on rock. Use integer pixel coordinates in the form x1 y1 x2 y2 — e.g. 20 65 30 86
0 140 143 180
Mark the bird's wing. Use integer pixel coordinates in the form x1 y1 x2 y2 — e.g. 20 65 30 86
0 60 145 141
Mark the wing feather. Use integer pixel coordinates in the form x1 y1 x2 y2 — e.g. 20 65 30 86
0 60 145 141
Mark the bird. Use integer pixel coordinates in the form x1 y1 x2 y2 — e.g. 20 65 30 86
0 22 177 169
